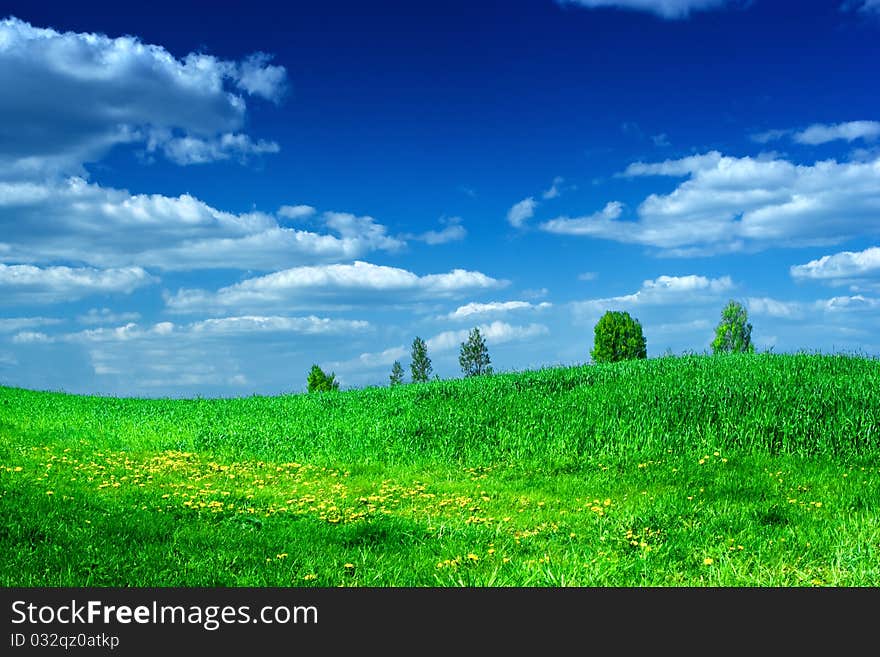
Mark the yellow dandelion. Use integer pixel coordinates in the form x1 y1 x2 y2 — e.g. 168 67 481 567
276 553 288 559
46 490 54 496
703 557 714 565
467 553 479 562
487 548 496 555
344 563 355 570
303 574 317 581
13 466 22 472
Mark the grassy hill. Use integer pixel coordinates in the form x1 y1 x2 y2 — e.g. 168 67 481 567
2 353 879 586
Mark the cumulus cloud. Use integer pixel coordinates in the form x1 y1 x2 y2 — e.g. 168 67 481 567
77 308 141 325
651 133 670 147
0 17 285 178
557 0 733 19
0 263 154 303
234 52 287 103
190 315 370 336
446 300 552 320
278 205 317 220
793 121 880 145
507 197 537 228
843 0 880 15
747 295 880 319
427 321 549 352
750 128 791 144
554 152 880 256
0 178 403 271
0 317 62 333
540 201 625 236
790 246 880 288
11 331 52 344
14 315 369 344
299 321 550 376
571 274 733 315
152 132 280 166
542 177 565 200
165 261 508 314
407 217 467 245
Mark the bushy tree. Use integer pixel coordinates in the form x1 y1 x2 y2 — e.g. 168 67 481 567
389 360 405 386
410 336 432 383
307 364 339 392
711 300 754 354
591 310 647 363
459 327 493 377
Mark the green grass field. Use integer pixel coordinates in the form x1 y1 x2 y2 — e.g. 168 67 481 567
2 352 879 586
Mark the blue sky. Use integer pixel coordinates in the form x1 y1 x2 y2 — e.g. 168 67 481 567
1 0 879 396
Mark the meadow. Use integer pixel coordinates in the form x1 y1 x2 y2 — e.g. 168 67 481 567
1 352 878 586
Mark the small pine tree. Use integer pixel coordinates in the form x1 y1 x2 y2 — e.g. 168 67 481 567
410 336 432 383
591 310 647 363
711 300 754 354
459 327 493 377
389 360 405 386
307 364 339 392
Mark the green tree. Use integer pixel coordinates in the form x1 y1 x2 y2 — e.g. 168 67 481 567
711 300 754 354
459 327 493 377
307 364 339 392
591 310 647 363
410 336 432 383
389 360 405 386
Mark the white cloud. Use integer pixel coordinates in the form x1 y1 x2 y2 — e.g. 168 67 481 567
11 331 51 344
622 151 724 177
234 52 287 103
539 201 624 236
417 224 467 245
427 322 549 352
750 128 790 144
793 121 880 145
0 178 403 271
328 345 409 371
165 261 508 314
278 205 317 220
556 152 880 255
747 295 880 319
310 321 549 376
446 300 552 320
190 315 370 336
843 1 880 16
507 197 537 228
16 315 370 344
0 17 286 177
0 263 154 303
557 0 733 19
651 133 670 147
578 272 599 281
790 246 880 285
746 297 805 319
572 274 733 315
0 317 62 332
407 217 467 245
542 177 565 200
77 308 142 325
154 132 280 166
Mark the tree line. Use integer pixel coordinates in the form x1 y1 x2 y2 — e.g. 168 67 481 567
307 299 754 392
